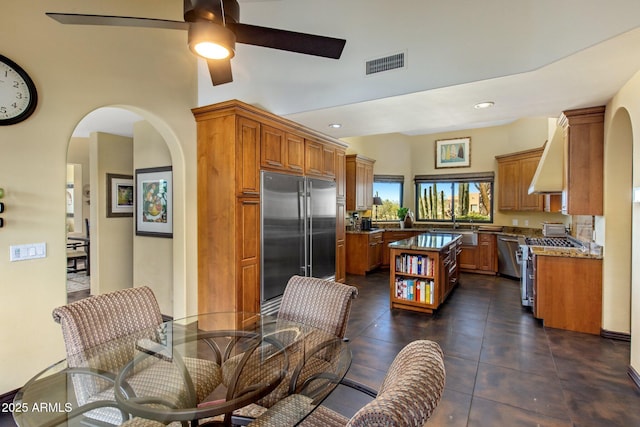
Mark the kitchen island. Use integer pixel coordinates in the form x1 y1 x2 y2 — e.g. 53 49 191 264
389 233 462 314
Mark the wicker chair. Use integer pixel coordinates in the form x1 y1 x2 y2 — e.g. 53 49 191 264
52 286 221 426
250 340 446 427
217 276 358 423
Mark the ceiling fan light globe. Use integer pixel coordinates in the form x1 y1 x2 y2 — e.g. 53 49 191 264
194 42 231 59
188 21 236 60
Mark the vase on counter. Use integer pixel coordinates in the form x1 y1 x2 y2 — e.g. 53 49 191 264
403 211 414 228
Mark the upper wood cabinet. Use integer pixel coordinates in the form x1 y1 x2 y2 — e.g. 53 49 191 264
496 147 544 211
559 106 605 216
346 154 375 211
260 125 304 174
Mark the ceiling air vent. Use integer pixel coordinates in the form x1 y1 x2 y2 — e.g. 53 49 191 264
366 52 406 75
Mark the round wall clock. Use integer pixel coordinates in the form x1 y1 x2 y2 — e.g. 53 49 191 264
0 54 38 125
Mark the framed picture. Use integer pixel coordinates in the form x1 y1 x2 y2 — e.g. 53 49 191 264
435 137 471 169
135 166 173 238
106 173 134 217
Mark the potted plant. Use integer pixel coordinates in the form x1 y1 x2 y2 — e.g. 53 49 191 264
397 207 409 228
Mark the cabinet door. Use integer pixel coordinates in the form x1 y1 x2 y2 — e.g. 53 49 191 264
322 145 336 178
355 161 367 210
477 233 496 272
285 133 305 173
364 163 374 209
237 198 260 323
236 117 261 196
519 155 543 211
497 160 519 210
459 246 478 270
336 149 346 200
260 125 286 170
335 202 346 282
305 139 323 176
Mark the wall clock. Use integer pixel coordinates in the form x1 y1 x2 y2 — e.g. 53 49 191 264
0 54 38 125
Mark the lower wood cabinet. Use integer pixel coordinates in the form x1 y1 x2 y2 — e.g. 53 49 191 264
346 231 384 275
459 233 497 274
534 254 602 335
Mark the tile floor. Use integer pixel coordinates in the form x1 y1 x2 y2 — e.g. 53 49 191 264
2 271 639 426
321 271 640 426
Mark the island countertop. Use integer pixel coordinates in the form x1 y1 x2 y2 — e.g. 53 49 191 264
388 232 461 251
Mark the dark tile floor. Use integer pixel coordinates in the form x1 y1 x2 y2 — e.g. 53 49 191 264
3 271 639 426
321 271 640 426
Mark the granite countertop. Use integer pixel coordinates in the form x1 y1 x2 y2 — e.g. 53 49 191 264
388 232 461 251
346 228 385 235
531 246 603 260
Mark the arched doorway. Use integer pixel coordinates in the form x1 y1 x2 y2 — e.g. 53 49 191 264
602 107 633 336
65 106 182 317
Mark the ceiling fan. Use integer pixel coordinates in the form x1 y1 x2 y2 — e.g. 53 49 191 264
47 0 346 86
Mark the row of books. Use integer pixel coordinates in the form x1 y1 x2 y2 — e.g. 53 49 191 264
394 278 434 304
394 254 434 276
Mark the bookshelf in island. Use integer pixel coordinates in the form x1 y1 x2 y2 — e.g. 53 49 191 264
389 233 462 314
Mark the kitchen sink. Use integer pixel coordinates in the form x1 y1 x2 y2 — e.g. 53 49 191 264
432 229 478 246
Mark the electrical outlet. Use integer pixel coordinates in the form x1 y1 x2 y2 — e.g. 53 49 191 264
512 219 518 226
9 243 46 262
524 219 529 226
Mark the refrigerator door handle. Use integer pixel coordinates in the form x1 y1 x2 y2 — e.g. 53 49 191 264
306 179 313 277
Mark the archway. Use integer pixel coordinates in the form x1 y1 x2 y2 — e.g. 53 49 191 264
602 107 633 336
65 105 185 317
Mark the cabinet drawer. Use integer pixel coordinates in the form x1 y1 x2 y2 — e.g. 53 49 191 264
369 232 383 244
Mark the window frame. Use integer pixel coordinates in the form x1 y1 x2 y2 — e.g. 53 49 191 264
372 175 404 222
414 171 494 223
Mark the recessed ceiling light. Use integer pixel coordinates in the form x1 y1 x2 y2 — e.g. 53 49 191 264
329 123 342 128
474 101 495 109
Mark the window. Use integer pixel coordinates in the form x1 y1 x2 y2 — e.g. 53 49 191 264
372 175 404 221
414 172 494 223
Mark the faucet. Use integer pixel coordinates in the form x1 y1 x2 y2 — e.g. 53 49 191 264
452 213 457 229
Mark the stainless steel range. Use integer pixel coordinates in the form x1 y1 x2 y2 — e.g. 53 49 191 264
517 234 582 307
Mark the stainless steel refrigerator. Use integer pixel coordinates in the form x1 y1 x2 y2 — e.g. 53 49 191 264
260 171 336 315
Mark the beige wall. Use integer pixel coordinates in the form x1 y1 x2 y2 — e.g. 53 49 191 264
343 118 567 229
133 121 174 315
605 70 640 372
91 132 134 295
0 1 197 393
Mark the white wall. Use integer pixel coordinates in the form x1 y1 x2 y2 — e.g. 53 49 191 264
0 1 197 393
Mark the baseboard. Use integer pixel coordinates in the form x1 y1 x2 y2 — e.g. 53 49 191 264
600 329 631 342
628 365 640 391
0 388 18 405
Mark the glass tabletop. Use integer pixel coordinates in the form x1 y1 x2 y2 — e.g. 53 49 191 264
13 312 351 427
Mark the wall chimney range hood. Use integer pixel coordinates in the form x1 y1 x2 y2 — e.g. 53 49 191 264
528 125 564 194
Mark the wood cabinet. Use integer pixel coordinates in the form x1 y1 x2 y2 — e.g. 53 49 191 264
496 147 544 211
194 100 347 322
335 150 346 283
346 154 375 211
345 231 384 275
459 233 497 274
389 236 460 314
560 106 605 216
259 125 305 174
534 254 602 335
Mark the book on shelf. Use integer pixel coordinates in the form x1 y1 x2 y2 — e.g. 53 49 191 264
394 277 434 304
395 254 434 276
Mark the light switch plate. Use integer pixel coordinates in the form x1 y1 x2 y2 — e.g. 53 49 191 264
10 243 46 262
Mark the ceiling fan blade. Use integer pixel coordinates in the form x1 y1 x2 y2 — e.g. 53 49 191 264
207 59 233 85
229 23 346 59
46 13 189 30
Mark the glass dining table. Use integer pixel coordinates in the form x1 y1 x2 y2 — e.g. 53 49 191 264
13 312 351 427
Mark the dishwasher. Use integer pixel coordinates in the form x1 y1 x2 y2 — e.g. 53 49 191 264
496 234 521 279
